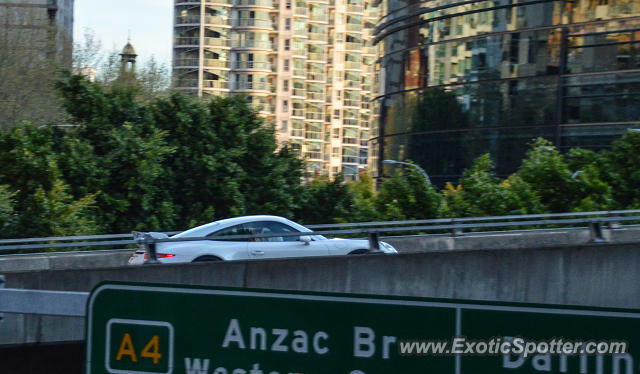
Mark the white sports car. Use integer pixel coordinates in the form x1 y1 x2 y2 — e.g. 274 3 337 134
128 215 397 264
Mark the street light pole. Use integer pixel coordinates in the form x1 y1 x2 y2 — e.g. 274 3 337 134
383 159 432 185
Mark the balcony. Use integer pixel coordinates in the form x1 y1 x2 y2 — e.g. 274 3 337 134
203 80 230 89
343 137 357 144
292 109 305 117
342 156 359 164
293 28 308 37
305 131 323 139
174 37 199 47
344 99 360 107
344 80 360 88
306 72 325 81
174 58 200 67
175 79 198 88
306 92 324 101
309 14 327 22
231 40 274 49
305 112 324 120
203 59 229 68
308 32 326 42
343 118 359 126
307 52 325 61
361 102 370 110
364 9 377 18
233 18 273 28
294 7 307 16
362 46 376 55
345 23 361 32
175 15 201 24
346 4 363 13
232 61 272 70
292 88 305 97
232 82 272 91
305 151 323 160
344 42 361 51
293 69 306 77
204 0 233 4
203 15 231 25
293 49 307 57
234 0 274 7
344 61 361 69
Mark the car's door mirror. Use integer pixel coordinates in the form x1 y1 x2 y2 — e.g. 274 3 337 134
299 235 312 245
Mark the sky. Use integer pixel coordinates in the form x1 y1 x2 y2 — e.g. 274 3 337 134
74 0 173 70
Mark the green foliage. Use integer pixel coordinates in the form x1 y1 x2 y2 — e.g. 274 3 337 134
0 185 17 236
375 165 441 220
347 172 379 222
600 130 640 209
295 174 354 224
2 73 640 240
517 138 578 212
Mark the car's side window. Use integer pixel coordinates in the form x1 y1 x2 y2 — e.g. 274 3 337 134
244 221 302 242
208 224 250 241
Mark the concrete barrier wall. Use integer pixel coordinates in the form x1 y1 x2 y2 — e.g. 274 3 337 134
2 241 640 346
1 226 639 273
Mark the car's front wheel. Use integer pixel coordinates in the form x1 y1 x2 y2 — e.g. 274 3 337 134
192 255 223 262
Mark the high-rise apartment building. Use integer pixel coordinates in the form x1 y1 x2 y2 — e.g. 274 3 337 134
173 0 377 178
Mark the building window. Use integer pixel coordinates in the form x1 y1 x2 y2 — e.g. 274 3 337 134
283 80 289 91
332 147 339 157
281 120 288 132
286 0 291 8
283 100 288 112
285 18 291 30
333 109 340 119
284 59 290 71
285 39 290 50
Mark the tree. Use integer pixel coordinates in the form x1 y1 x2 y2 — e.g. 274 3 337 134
600 130 640 209
295 174 354 224
0 124 101 237
72 27 103 72
347 171 379 222
375 165 441 220
0 185 17 236
516 138 578 212
138 56 171 96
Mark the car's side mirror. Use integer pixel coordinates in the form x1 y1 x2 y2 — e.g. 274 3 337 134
299 236 312 245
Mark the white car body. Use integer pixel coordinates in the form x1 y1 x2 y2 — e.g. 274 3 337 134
128 215 397 264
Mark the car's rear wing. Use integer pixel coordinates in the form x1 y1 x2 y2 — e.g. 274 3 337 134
132 231 169 263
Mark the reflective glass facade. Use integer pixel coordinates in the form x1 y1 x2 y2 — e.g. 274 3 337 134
371 0 640 184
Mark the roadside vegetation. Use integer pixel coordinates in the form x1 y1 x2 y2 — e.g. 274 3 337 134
0 73 639 238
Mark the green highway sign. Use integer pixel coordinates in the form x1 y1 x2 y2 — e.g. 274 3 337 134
86 282 640 374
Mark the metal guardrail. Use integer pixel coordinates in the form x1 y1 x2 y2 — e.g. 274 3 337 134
0 210 638 257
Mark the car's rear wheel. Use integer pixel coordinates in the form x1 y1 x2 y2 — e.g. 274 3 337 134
348 249 369 255
192 255 223 262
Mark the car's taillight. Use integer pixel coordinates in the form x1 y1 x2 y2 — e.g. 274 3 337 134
144 252 148 260
157 253 175 258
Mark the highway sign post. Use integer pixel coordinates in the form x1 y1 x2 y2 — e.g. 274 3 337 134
86 282 640 374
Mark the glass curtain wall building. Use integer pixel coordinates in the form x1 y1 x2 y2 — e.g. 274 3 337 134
173 0 378 178
371 0 640 185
